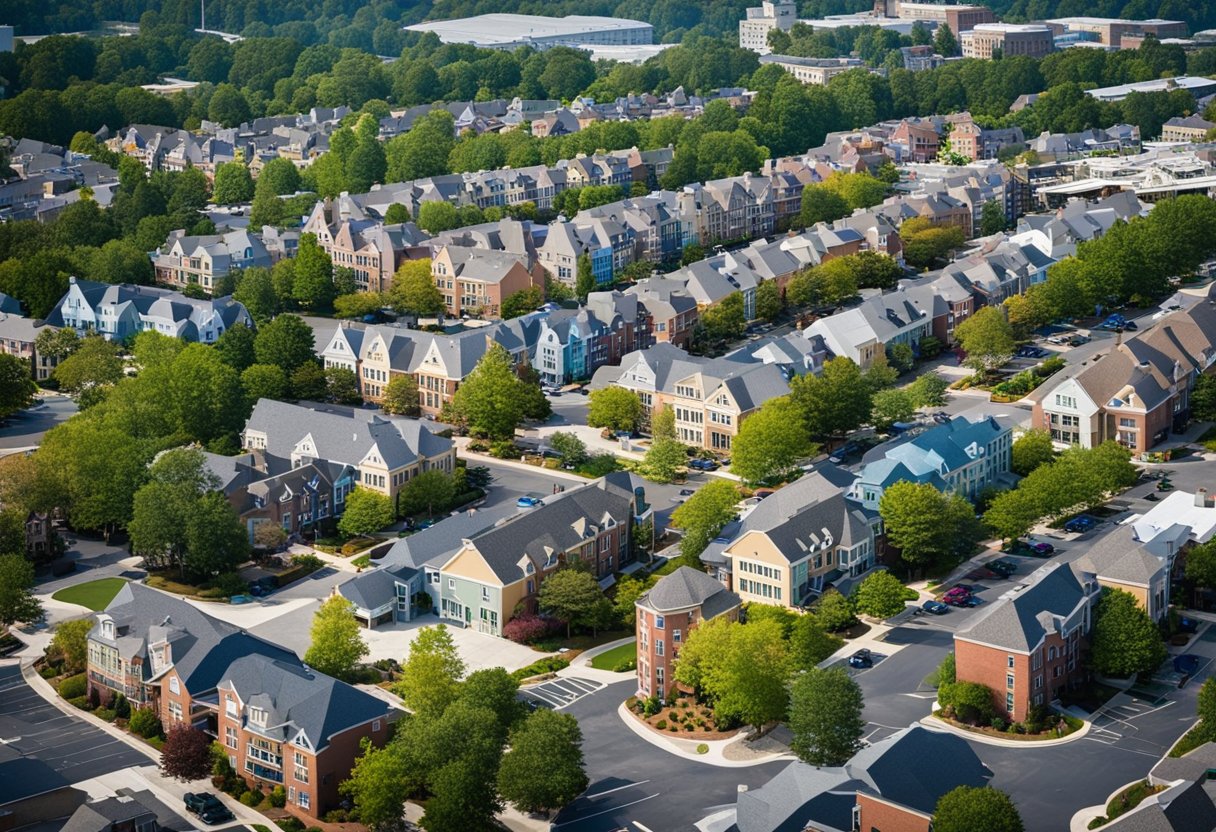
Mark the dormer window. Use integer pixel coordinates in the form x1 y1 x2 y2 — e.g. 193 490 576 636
249 706 267 726
102 620 114 638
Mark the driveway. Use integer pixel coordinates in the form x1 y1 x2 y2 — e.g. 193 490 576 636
0 397 78 451
0 664 149 783
552 678 784 832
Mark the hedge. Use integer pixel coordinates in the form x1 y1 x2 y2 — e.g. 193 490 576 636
58 673 87 699
510 656 570 682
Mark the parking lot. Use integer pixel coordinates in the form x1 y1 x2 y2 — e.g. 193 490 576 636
521 676 605 710
0 664 149 782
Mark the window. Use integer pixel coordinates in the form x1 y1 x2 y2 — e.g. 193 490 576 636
298 792 310 810
373 720 381 732
482 586 490 601
226 727 238 749
673 629 682 643
169 676 180 694
249 706 267 726
448 578 455 589
655 615 665 630
1005 691 1014 712
169 701 183 722
226 698 237 716
1007 655 1015 669
1006 674 1015 689
655 639 664 657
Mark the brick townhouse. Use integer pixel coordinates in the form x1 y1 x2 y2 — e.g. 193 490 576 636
953 562 1099 722
87 584 398 819
634 566 741 700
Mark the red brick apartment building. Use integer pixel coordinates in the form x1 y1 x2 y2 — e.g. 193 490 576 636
635 566 741 700
954 562 1099 722
87 583 398 819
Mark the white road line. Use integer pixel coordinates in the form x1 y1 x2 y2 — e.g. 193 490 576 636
584 780 650 799
552 794 660 828
634 823 656 832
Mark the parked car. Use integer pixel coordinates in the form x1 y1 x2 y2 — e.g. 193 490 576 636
516 496 543 508
922 600 950 615
185 794 233 825
1174 654 1201 676
688 458 719 471
988 559 1018 577
1068 335 1090 347
1063 516 1096 533
679 489 696 497
848 649 874 668
963 595 985 607
1029 542 1055 555
942 587 972 606
955 584 983 594
249 577 276 598
1047 335 1067 345
932 412 951 424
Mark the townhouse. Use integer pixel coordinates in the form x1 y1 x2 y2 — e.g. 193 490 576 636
954 561 1099 721
619 283 700 349
46 277 253 344
1027 297 1216 454
241 398 456 517
681 174 776 244
800 282 942 369
634 566 742 700
87 583 397 819
533 306 634 386
850 413 1014 509
151 229 273 293
590 342 793 452
431 476 640 635
430 245 545 318
700 468 880 607
718 726 993 832
319 317 539 412
1161 115 1215 143
302 198 430 294
0 309 58 381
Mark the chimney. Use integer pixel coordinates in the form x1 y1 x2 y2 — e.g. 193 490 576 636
1197 487 1210 508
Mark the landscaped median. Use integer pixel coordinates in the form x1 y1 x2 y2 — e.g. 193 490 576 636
50 577 128 611
1082 779 1167 829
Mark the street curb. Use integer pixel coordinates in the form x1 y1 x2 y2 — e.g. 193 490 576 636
16 659 278 829
918 713 1092 747
614 701 795 768
455 443 590 483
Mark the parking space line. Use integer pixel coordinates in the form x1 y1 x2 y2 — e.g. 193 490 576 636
584 780 650 799
552 794 660 828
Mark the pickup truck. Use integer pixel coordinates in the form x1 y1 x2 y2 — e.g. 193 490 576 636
184 793 234 825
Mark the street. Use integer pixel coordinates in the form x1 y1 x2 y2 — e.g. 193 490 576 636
0 396 77 452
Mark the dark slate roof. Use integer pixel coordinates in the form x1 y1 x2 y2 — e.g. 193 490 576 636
220 656 397 752
1102 780 1216 832
956 562 1092 653
97 583 298 692
463 480 634 584
637 566 740 616
0 745 70 806
61 796 158 832
380 504 520 571
339 564 417 610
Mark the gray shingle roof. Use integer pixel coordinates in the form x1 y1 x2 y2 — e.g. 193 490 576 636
638 566 740 615
956 562 1092 653
339 564 417 610
380 504 520 571
1100 779 1216 832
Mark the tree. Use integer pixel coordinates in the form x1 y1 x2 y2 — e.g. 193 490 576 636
799 184 849 228
128 448 219 575
381 375 421 416
338 488 395 537
548 432 588 465
253 314 315 374
390 259 445 316
182 491 250 578
731 397 813 485
50 618 93 672
0 555 42 629
587 387 644 433
449 344 528 440
498 709 588 815
325 366 361 404
1090 588 1167 679
35 327 80 363
211 161 254 204
671 481 741 563
159 725 213 782
755 279 783 322
789 667 865 766
341 740 412 830
1011 428 1055 476
934 787 1024 832
539 569 611 638
399 470 455 518
207 83 250 127
1186 540 1216 590
612 575 651 628
1198 677 1216 739
417 201 460 234
241 363 288 405
214 323 256 372
934 23 959 57
396 624 465 718
789 357 872 440
700 292 746 344
870 388 915 432
575 254 595 302
909 372 948 408
955 307 1015 378
675 617 790 730
304 595 368 683
501 286 544 320
53 335 124 407
789 614 843 670
292 233 335 310
643 437 688 485
233 267 278 323
980 200 1007 236
852 570 916 619
0 354 36 420
880 482 981 574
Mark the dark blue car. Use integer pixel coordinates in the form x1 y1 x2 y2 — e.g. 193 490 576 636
1174 654 1201 676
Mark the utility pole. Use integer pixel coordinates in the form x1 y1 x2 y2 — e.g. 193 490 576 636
200 0 205 31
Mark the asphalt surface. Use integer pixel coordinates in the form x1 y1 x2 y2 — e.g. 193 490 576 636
551 679 784 832
0 664 150 783
0 397 78 450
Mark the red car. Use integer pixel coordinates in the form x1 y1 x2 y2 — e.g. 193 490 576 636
942 587 972 606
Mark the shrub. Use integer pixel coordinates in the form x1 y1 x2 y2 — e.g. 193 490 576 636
39 665 58 679
509 656 570 682
239 790 260 807
67 695 89 709
502 613 563 644
490 440 519 459
209 572 249 598
269 786 287 808
990 717 1006 731
643 696 661 717
941 681 995 725
89 686 100 708
129 707 163 739
656 719 667 729
58 674 87 699
276 819 305 832
669 723 679 732
95 708 117 722
291 553 323 571
114 693 130 719
696 743 709 754
323 810 350 823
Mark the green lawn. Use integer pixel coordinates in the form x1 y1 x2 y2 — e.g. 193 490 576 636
52 578 127 611
589 640 637 671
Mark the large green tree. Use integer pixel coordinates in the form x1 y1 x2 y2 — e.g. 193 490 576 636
0 353 36 420
587 387 644 433
292 233 336 310
338 487 395 537
671 480 740 563
304 595 368 683
934 786 1024 832
395 624 466 718
789 357 872 440
730 397 814 485
1090 588 1167 679
955 307 1015 378
0 554 42 629
539 569 611 638
880 481 981 574
852 570 916 619
253 314 315 374
674 616 790 731
449 344 530 440
1011 428 1055 476
497 709 588 815
789 666 865 765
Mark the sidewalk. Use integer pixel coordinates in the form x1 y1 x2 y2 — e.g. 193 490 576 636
15 659 277 829
557 636 637 685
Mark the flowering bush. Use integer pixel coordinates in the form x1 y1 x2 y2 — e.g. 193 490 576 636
502 613 563 644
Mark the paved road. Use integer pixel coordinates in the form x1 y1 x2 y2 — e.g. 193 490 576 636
0 397 78 451
552 678 784 832
0 664 149 783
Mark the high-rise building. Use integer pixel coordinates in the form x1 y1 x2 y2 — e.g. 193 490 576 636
739 0 797 53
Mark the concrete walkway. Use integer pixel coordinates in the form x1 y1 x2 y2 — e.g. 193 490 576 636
614 701 796 768
557 636 637 686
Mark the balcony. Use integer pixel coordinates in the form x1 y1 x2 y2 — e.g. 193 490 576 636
245 760 284 784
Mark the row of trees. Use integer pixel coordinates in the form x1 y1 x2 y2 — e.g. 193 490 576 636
343 624 588 829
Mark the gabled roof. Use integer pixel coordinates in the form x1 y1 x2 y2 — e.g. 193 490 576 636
956 562 1093 653
637 566 740 616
